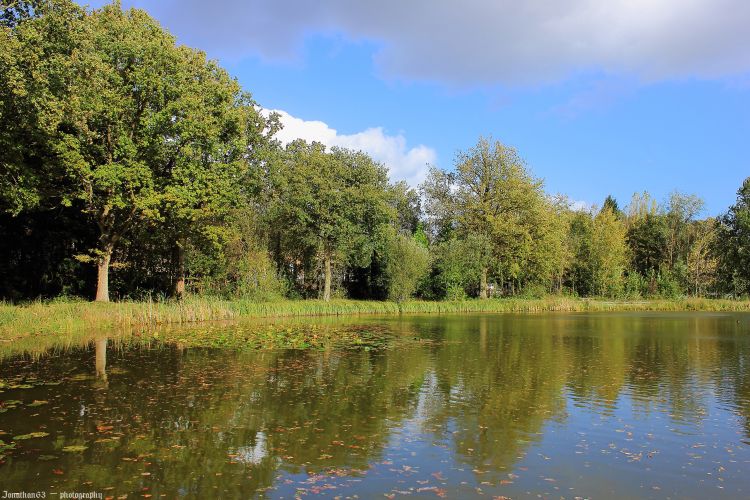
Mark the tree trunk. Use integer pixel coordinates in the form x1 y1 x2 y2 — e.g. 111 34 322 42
323 254 332 302
173 241 186 299
479 267 488 299
95 247 112 302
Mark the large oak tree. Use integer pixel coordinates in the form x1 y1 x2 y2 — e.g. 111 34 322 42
1 0 274 301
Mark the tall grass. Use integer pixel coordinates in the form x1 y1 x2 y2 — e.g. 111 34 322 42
0 298 401 338
400 297 750 314
1 296 748 340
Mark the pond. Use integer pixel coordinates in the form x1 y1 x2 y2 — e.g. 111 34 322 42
1 312 749 498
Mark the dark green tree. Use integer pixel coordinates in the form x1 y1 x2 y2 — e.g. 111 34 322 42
1 1 275 301
269 142 393 301
627 214 668 276
602 195 622 218
717 177 750 296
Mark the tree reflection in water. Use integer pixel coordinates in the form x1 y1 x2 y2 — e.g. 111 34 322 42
0 312 749 498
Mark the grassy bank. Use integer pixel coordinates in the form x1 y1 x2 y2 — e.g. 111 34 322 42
2 296 749 340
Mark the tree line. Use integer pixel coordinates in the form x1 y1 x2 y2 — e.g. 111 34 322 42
1 1 749 302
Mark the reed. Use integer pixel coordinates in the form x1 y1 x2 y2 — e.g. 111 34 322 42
1 296 748 341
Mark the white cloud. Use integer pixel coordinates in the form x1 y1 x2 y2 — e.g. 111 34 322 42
570 200 593 212
266 109 436 186
117 0 750 86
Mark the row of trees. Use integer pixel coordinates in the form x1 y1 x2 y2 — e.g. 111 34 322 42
420 138 749 300
1 1 749 302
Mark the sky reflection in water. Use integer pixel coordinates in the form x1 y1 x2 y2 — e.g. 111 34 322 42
1 312 749 498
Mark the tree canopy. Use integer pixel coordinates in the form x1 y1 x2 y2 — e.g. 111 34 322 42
0 1 746 302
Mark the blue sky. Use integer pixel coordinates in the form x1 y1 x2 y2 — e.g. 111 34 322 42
82 0 749 215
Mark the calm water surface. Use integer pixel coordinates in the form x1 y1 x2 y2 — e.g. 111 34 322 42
1 312 750 498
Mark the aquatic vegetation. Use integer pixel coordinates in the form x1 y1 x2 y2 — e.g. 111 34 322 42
0 400 22 413
1 297 748 341
12 432 50 440
0 312 749 496
60 445 88 453
0 297 748 359
156 323 405 351
0 439 15 461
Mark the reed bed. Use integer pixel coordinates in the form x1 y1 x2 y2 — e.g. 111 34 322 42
1 296 748 340
400 297 750 314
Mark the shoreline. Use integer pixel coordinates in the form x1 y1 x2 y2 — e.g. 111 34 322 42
0 297 748 359
2 296 749 339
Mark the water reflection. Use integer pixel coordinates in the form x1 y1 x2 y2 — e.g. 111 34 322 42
95 337 107 385
0 312 749 498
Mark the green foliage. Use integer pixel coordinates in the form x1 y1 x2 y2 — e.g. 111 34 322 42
623 271 645 299
564 208 628 298
590 208 628 297
665 192 704 269
388 181 422 234
423 136 558 297
268 141 394 300
717 177 750 296
565 211 595 296
3 297 750 357
687 218 718 296
0 3 743 305
518 282 549 299
602 195 622 218
1 1 274 301
382 229 431 302
654 269 682 299
627 213 668 276
428 237 484 299
413 223 429 249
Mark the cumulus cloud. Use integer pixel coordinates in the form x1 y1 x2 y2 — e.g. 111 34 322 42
115 0 750 85
266 109 436 186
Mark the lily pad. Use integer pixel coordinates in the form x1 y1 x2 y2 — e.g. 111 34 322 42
27 400 49 407
38 454 57 461
8 384 33 389
13 432 50 440
61 445 88 453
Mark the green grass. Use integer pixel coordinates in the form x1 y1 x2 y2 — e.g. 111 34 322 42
0 298 402 340
399 297 750 314
1 296 749 342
